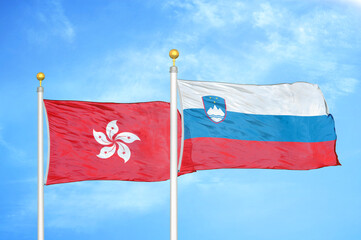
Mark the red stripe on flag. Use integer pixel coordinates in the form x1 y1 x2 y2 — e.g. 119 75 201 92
182 138 340 171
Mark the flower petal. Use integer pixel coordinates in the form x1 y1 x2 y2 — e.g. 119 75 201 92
97 144 116 159
106 120 119 140
93 130 112 145
117 142 131 163
115 132 140 143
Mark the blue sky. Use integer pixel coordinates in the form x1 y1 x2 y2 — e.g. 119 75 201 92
1 0 361 239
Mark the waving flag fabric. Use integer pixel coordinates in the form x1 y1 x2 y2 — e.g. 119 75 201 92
44 100 194 185
177 79 340 171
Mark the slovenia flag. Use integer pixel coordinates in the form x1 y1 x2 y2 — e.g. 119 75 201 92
178 79 340 171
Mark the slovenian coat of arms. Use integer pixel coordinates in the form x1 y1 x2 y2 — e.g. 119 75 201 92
202 95 227 123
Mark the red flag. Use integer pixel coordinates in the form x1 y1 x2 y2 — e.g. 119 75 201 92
44 100 195 185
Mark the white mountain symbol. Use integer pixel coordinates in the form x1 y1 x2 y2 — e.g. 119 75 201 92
93 120 140 162
207 105 225 123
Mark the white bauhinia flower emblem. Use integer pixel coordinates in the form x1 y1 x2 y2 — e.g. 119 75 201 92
93 120 140 162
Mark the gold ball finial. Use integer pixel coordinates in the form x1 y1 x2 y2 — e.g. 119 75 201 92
169 49 179 59
169 49 179 66
37 72 45 81
37 72 45 86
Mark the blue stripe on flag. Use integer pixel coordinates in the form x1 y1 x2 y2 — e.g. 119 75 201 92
183 109 336 142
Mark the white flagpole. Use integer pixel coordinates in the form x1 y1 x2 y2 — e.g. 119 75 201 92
37 72 45 240
169 49 179 240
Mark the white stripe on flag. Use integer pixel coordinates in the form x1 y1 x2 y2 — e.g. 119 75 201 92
177 79 328 116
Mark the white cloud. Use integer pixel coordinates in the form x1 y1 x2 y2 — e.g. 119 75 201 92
339 78 359 93
249 3 361 105
333 0 361 7
3 179 171 231
320 77 359 108
85 47 172 103
45 181 168 229
180 49 266 84
0 127 26 160
46 1 360 110
165 0 246 28
253 2 284 28
44 45 175 103
178 170 295 222
29 0 75 43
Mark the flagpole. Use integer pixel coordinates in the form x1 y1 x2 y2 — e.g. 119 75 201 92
169 49 179 240
37 72 45 240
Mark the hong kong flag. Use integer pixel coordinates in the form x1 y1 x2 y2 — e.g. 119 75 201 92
44 100 195 185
